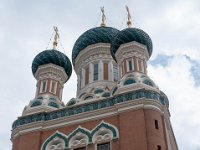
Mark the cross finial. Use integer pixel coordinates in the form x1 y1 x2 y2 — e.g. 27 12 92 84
126 5 132 28
53 26 59 49
100 6 106 27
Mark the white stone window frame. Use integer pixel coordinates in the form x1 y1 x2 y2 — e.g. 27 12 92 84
40 80 47 93
50 80 58 94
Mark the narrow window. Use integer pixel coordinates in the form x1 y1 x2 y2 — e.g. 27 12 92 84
113 65 119 82
93 63 98 81
97 142 110 150
85 67 89 85
157 145 161 150
104 63 108 80
50 81 57 94
128 60 132 71
155 120 159 129
40 80 47 93
74 147 86 150
138 60 142 72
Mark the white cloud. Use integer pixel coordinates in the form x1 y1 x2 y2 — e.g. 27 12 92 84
149 54 200 150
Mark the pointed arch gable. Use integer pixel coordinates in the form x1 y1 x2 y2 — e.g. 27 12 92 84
68 126 92 149
91 121 119 142
41 131 68 150
68 126 92 143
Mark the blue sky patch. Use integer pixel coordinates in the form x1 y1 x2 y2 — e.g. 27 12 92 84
149 54 173 67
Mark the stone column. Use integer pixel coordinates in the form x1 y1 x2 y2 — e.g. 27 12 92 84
89 63 93 83
81 68 85 88
109 61 113 81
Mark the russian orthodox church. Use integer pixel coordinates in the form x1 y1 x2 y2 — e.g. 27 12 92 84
11 7 178 150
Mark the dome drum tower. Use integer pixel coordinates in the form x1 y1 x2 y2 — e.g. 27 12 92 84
72 26 120 102
23 49 72 116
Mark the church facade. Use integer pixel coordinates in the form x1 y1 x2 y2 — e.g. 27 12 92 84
11 9 178 150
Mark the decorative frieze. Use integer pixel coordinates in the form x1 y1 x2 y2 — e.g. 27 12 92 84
12 89 169 131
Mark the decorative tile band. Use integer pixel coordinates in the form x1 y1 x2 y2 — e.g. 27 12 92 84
12 89 168 130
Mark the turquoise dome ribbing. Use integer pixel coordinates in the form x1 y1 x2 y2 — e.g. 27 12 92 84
72 27 119 66
111 28 153 60
32 49 72 80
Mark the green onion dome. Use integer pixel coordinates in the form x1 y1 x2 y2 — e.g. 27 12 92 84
32 49 72 80
72 27 119 66
111 28 153 60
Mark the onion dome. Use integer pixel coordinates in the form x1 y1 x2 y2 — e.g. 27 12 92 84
111 28 153 60
72 27 119 66
32 49 72 79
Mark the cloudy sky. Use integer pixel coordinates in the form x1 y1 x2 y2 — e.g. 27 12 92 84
0 0 200 149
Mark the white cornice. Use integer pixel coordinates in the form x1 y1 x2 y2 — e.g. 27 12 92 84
74 43 113 72
115 41 149 64
35 63 68 84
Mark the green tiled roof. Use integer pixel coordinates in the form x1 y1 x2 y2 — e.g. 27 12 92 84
111 28 153 60
32 49 72 79
72 27 119 66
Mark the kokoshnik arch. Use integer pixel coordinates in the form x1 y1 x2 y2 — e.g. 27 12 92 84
11 7 178 150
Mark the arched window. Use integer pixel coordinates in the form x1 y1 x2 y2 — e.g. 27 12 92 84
84 96 93 100
102 92 110 98
48 102 59 108
143 80 154 87
94 89 104 94
31 101 42 107
49 97 56 101
123 78 136 86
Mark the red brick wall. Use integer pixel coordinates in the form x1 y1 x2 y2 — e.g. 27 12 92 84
12 109 168 150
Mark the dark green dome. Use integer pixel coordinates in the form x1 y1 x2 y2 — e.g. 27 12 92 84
32 49 72 80
111 28 153 60
72 27 119 66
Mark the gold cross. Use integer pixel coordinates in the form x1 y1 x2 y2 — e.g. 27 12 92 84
126 5 132 28
53 26 59 49
100 6 106 27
